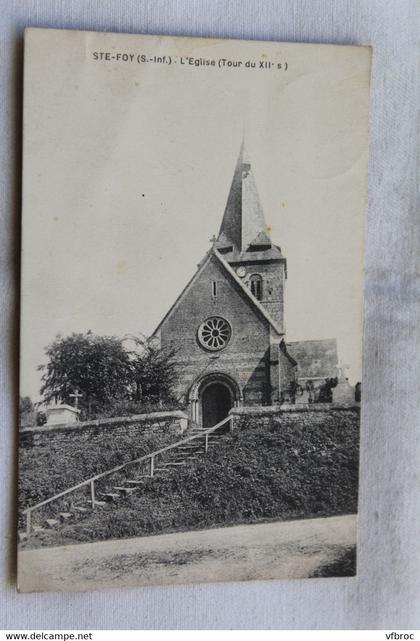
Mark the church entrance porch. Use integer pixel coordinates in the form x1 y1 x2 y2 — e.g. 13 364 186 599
189 372 242 428
201 382 231 428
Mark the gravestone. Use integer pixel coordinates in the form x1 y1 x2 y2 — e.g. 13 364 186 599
332 363 355 403
45 403 80 425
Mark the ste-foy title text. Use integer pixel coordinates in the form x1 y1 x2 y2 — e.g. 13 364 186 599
92 51 289 71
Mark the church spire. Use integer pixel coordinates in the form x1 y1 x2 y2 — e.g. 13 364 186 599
217 140 270 252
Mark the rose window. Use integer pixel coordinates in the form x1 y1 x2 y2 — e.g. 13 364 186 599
198 316 231 351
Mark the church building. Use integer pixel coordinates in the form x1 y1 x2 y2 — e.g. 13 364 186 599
152 142 300 427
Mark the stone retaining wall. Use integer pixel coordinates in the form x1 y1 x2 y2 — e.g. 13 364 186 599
230 403 360 430
20 410 188 448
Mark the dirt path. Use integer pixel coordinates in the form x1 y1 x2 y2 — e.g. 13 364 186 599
18 514 357 592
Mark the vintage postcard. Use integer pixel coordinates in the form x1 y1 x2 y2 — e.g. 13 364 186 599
18 28 371 592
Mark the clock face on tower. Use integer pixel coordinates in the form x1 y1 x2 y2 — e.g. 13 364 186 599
236 266 246 278
198 316 232 351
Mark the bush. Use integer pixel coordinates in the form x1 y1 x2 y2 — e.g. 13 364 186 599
36 411 47 426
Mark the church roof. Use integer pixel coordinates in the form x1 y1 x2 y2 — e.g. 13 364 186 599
215 231 234 251
286 339 338 379
152 247 283 337
249 230 272 247
218 140 272 252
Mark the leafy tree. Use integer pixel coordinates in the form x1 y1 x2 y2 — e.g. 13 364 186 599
317 377 338 403
19 396 33 416
38 331 180 419
39 331 131 418
126 336 179 405
19 396 35 428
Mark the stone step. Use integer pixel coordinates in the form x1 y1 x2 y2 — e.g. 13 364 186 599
125 479 149 485
176 443 201 448
160 462 186 467
176 452 198 457
153 468 171 473
171 454 196 460
32 525 47 533
59 512 73 521
80 499 107 508
100 492 121 501
82 499 107 511
176 441 202 451
113 486 135 495
45 518 59 528
73 505 89 513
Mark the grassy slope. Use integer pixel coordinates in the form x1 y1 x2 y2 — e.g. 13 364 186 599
18 429 179 519
32 412 359 547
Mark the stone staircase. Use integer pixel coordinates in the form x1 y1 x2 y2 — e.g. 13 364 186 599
19 420 231 544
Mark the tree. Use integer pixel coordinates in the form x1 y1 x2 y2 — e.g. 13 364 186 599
317 377 338 403
19 396 33 416
127 337 179 405
39 331 131 418
19 396 34 428
38 331 180 419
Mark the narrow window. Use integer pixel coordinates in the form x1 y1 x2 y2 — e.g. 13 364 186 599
250 274 263 301
212 280 217 298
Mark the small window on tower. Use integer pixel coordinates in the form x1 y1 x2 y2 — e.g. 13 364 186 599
250 274 263 301
212 281 217 298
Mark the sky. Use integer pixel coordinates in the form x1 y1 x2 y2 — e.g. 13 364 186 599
20 29 371 398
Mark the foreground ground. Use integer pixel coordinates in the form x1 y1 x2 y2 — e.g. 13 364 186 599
18 513 357 592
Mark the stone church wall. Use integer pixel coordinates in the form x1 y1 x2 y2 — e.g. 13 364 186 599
19 410 188 449
159 254 272 406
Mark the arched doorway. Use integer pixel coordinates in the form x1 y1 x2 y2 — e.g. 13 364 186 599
201 382 232 428
189 372 242 428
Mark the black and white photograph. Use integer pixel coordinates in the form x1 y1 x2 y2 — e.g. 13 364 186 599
18 28 370 592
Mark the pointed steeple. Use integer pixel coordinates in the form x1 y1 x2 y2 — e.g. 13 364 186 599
218 140 270 252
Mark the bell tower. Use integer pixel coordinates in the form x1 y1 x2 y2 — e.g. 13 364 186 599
215 141 287 331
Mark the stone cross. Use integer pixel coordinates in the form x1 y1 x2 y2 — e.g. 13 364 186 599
209 234 217 246
69 387 83 409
